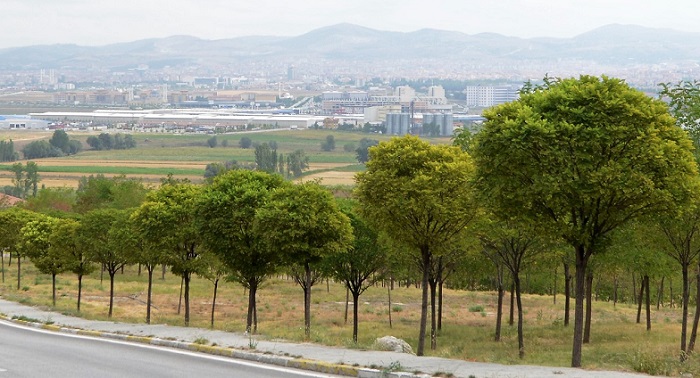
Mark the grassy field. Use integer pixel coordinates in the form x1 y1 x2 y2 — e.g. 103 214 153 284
0 259 698 376
0 129 406 188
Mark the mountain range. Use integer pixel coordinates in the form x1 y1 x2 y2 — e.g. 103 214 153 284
1 23 699 72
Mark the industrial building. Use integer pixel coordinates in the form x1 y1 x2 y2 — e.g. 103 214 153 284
0 115 49 130
464 85 520 107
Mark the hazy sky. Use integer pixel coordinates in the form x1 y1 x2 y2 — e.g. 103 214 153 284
2 0 699 48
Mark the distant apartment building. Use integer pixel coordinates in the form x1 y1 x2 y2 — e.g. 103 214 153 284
464 85 520 107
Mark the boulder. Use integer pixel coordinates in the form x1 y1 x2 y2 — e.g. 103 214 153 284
373 336 414 354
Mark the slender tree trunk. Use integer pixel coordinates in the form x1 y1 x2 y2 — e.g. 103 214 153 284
52 273 56 306
509 282 515 326
146 267 153 324
514 273 525 359
681 264 690 361
246 279 258 334
583 269 593 344
138 263 141 276
162 264 166 280
571 245 588 368
210 278 219 328
108 271 115 318
495 266 504 341
564 262 571 327
352 291 360 343
304 262 312 339
1 249 4 283
671 276 674 308
613 276 618 308
688 267 700 352
417 247 430 356
184 272 191 326
637 274 644 324
657 277 665 310
77 274 83 312
645 275 651 331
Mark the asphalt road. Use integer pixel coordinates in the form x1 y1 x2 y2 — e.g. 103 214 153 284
0 320 341 378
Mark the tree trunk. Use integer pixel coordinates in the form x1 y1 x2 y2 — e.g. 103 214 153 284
246 279 258 334
645 275 651 332
657 277 665 310
17 256 21 290
162 263 166 280
613 276 618 308
571 245 589 368
495 266 504 341
352 291 360 343
108 271 116 318
583 269 593 344
564 262 571 327
636 274 644 324
681 264 690 360
146 267 153 324
52 273 56 307
1 249 4 283
210 278 219 328
688 266 700 352
416 246 430 356
632 273 637 305
77 274 83 312
184 272 191 326
514 273 525 359
304 262 312 339
387 282 392 329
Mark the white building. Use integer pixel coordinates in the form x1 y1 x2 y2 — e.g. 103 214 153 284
465 85 520 107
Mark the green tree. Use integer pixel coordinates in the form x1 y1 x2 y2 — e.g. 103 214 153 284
239 137 253 149
254 143 277 173
355 135 479 355
25 161 40 198
197 170 288 333
355 138 378 164
49 130 70 154
78 208 133 317
0 139 18 162
50 218 95 311
472 75 697 367
142 182 206 326
74 175 147 213
207 136 218 148
130 202 170 324
0 208 39 289
321 135 336 151
326 201 387 343
256 181 353 339
286 149 309 178
22 140 62 159
20 215 64 306
23 187 76 215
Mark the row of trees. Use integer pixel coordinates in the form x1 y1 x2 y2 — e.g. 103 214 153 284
86 133 136 151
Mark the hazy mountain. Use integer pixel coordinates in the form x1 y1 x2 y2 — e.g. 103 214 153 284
1 23 699 71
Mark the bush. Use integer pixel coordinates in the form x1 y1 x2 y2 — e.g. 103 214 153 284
321 135 336 151
239 137 252 149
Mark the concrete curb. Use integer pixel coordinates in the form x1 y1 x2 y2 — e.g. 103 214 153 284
1 314 431 378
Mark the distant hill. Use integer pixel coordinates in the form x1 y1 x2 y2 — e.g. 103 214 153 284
1 23 699 71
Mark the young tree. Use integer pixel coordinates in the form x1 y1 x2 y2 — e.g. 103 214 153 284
286 149 309 178
20 215 64 306
77 208 133 317
239 136 253 149
207 136 218 148
355 135 479 355
472 75 697 367
254 143 277 173
355 138 378 164
197 170 288 333
321 135 336 151
50 218 95 311
256 181 353 339
0 208 40 290
141 182 206 326
49 129 70 154
326 202 387 343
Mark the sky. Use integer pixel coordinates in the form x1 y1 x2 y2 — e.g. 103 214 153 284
2 0 699 49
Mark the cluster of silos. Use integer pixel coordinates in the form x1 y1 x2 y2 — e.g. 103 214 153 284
422 113 454 137
385 113 411 135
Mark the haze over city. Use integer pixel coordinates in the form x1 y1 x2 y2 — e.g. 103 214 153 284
3 0 700 48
